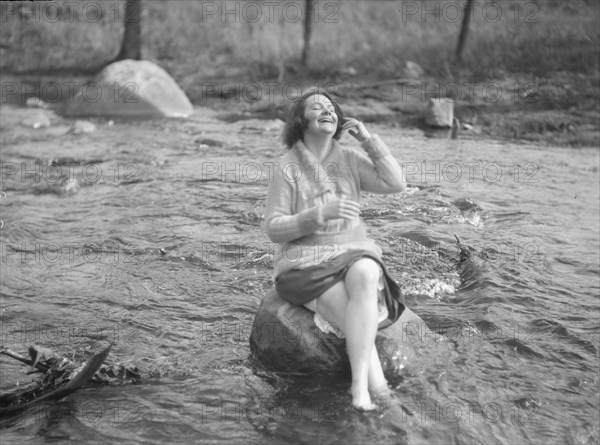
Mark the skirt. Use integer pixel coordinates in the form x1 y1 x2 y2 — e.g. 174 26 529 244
274 250 406 333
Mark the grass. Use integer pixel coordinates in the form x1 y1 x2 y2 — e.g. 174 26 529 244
1 0 598 80
1 0 598 146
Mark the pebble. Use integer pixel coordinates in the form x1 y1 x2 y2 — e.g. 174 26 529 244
21 113 50 129
68 120 96 135
25 97 51 109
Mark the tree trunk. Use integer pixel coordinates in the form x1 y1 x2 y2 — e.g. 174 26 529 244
116 0 142 61
302 0 314 66
455 0 475 62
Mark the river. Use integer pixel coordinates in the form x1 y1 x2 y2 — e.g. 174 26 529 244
0 105 598 444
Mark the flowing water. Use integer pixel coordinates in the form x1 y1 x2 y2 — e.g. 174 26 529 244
0 105 598 445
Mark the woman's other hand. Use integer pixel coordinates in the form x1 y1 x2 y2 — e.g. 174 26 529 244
322 198 361 221
343 118 372 143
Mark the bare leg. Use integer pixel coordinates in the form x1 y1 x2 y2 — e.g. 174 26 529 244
343 258 381 410
316 259 383 410
369 348 389 395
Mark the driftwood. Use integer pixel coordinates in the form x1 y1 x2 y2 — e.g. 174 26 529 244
0 344 140 418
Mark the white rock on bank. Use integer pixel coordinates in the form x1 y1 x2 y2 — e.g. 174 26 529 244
403 61 424 80
60 59 193 118
21 112 51 129
67 120 96 135
424 97 454 127
26 97 51 109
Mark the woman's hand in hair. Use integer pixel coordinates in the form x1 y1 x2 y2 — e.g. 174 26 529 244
342 118 371 143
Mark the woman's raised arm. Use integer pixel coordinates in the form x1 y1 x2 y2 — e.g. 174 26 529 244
354 134 406 194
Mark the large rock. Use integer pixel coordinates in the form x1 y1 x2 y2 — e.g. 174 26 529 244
403 61 424 80
60 60 193 118
249 289 437 379
424 97 454 127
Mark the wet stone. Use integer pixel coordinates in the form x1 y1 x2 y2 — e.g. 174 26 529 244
424 98 454 128
250 288 433 379
195 138 225 147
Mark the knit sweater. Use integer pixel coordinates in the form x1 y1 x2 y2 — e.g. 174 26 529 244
265 134 404 276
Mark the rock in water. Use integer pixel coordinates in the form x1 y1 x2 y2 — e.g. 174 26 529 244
424 98 454 128
60 60 193 118
249 289 433 379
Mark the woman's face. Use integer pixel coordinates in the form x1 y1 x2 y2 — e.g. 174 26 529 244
303 94 338 137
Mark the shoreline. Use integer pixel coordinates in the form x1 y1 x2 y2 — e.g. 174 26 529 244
2 71 598 149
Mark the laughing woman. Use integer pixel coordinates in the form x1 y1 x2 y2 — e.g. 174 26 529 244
265 90 407 410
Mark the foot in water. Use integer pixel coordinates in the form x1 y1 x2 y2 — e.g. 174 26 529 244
351 386 378 411
348 383 394 411
371 384 394 408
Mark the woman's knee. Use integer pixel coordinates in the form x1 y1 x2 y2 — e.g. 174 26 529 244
347 258 381 284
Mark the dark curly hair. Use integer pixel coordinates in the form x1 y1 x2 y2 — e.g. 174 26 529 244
282 89 345 149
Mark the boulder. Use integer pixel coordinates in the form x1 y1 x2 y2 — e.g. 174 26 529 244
60 60 193 118
424 97 454 128
249 289 437 379
403 61 424 80
67 120 96 135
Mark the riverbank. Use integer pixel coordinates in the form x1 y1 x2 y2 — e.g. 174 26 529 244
2 0 598 147
4 69 597 148
190 69 600 148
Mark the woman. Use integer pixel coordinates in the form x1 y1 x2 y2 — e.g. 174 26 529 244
264 90 406 411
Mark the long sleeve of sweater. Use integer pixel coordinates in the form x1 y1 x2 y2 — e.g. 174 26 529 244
264 164 327 243
354 135 406 194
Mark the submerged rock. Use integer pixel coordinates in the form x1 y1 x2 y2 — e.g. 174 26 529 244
424 98 454 127
60 59 193 118
249 289 434 379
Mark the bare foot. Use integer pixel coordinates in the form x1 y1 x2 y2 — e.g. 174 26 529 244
352 387 378 411
371 384 393 408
